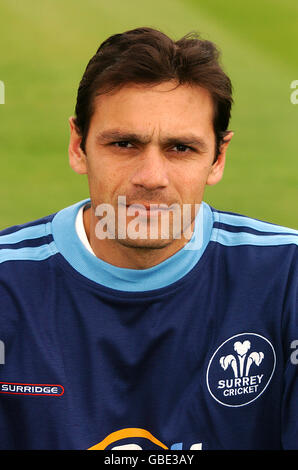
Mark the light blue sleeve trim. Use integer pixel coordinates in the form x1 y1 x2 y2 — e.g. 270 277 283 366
211 229 298 247
0 241 58 264
213 211 298 235
0 222 51 244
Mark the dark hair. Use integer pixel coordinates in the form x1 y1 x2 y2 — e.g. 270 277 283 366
74 27 233 161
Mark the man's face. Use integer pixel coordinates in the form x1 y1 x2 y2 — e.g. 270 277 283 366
69 81 231 250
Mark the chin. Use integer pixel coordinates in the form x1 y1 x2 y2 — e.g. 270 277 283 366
116 237 174 251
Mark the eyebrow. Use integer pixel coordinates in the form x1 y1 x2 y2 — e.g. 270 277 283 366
96 129 209 152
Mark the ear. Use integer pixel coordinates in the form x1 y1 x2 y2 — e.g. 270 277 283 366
68 116 88 174
206 131 234 186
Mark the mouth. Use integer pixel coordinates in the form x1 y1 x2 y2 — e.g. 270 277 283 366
126 203 170 214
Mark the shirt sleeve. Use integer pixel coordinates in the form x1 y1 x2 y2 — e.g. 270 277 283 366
281 249 298 449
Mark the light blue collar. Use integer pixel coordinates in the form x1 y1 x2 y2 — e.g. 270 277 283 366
52 199 213 292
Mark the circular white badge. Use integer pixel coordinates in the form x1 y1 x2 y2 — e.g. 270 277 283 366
206 333 276 407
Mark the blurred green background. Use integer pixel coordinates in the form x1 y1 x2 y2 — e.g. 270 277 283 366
0 0 297 229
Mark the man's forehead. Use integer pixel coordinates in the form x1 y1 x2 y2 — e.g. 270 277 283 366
90 82 215 145
93 81 214 109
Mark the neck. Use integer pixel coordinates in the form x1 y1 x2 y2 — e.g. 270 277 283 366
83 206 195 269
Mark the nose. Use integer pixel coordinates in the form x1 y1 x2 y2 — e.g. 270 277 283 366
130 147 169 191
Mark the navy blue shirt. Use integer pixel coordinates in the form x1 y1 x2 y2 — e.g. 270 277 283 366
0 199 297 449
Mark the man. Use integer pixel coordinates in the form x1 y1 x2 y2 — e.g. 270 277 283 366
0 27 297 450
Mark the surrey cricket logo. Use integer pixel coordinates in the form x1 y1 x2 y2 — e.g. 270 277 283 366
206 333 276 407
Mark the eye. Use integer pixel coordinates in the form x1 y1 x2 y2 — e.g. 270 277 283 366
172 144 194 153
112 141 134 148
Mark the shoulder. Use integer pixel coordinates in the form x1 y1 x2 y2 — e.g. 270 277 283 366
0 213 58 269
0 198 89 275
207 205 298 284
209 206 298 249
